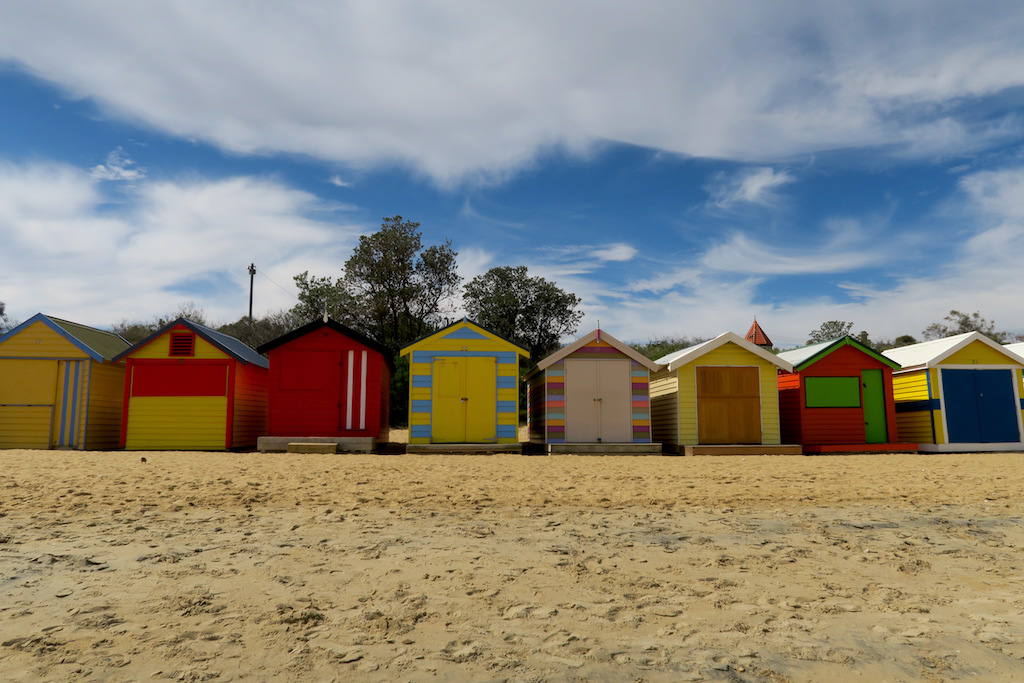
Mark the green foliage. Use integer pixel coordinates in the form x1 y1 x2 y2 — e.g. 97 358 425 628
873 334 918 351
807 320 854 344
292 216 462 426
218 310 304 348
112 301 209 343
633 336 710 361
462 265 583 363
0 301 11 333
922 310 1007 342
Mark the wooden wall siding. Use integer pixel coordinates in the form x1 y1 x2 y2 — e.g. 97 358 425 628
650 369 679 446
527 373 545 441
0 358 58 448
630 360 652 443
781 343 900 446
0 320 87 359
676 342 781 445
85 361 126 450
893 369 940 444
131 327 228 360
544 360 565 443
125 396 228 450
405 321 522 444
232 362 268 449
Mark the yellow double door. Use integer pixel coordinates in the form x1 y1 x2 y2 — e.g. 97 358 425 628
432 357 497 443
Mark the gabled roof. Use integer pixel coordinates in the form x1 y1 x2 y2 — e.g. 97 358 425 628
777 336 900 371
535 328 660 372
257 318 393 369
0 313 130 362
1005 341 1024 357
654 331 793 373
113 318 269 368
400 318 529 357
745 319 772 347
883 331 1024 369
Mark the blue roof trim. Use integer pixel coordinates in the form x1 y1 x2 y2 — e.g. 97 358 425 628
113 318 269 368
0 313 103 362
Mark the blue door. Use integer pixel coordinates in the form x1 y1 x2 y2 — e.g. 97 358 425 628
942 369 1020 443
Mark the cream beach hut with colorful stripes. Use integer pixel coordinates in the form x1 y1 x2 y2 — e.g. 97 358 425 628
401 319 528 448
527 329 661 453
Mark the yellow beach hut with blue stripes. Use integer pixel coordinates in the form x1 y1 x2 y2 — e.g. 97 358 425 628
884 332 1024 452
0 313 130 450
401 319 528 446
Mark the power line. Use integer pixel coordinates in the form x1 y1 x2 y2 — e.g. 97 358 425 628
258 271 297 300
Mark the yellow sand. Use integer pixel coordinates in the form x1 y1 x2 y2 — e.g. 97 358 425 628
1 451 1023 681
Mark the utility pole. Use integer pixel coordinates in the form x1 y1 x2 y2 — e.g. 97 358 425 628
248 263 256 320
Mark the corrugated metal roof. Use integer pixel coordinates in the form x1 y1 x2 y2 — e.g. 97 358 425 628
190 321 269 368
48 316 131 361
776 338 838 366
883 331 1024 368
654 331 792 372
1004 341 1024 357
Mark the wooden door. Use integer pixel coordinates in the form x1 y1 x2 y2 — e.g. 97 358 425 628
597 359 632 442
696 366 761 444
565 359 599 441
0 359 57 449
465 357 497 442
432 357 466 443
860 369 888 444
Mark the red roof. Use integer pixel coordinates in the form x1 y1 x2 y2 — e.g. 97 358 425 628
745 319 772 347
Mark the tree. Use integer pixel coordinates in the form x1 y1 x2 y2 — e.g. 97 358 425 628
922 310 1007 342
217 310 303 348
293 216 460 352
0 301 10 333
633 336 710 361
874 334 918 351
462 266 583 362
112 302 208 343
807 320 854 344
293 216 461 426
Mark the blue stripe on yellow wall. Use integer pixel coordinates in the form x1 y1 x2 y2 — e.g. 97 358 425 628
68 361 80 447
59 363 71 446
410 425 431 438
412 375 432 388
442 327 489 340
496 425 517 438
496 376 517 388
412 400 431 412
412 351 518 363
497 401 516 413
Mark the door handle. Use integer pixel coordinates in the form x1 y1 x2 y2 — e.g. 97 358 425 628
461 397 468 402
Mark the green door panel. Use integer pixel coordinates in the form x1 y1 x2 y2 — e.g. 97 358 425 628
861 369 888 443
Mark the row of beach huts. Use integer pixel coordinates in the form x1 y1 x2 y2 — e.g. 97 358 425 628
2 313 1024 455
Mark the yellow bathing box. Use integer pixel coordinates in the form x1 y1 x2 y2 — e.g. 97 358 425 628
0 313 130 449
401 319 528 445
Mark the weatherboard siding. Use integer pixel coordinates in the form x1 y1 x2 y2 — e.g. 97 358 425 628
0 320 89 359
676 343 781 446
232 362 267 449
649 370 679 446
84 361 126 450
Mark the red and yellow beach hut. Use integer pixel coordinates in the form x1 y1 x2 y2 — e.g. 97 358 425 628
776 336 916 453
115 318 268 450
256 318 391 452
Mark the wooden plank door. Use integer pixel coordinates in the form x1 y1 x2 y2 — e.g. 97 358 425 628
597 359 632 442
432 357 467 443
465 357 497 442
565 359 599 442
860 369 888 443
696 366 761 444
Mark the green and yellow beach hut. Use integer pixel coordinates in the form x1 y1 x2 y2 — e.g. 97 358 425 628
0 313 130 449
650 331 800 455
401 319 528 448
885 332 1024 452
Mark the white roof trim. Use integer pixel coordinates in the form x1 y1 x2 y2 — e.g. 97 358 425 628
536 329 661 371
655 331 793 373
883 331 1024 368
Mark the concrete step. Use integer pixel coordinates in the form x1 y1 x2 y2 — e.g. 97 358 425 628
548 442 663 454
681 444 803 456
405 443 522 455
286 442 338 454
258 436 375 453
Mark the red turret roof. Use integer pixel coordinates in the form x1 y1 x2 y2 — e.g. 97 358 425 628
745 318 772 347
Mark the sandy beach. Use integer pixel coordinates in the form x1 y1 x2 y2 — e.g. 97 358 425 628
1 451 1023 681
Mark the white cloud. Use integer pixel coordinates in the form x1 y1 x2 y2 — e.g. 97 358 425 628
589 243 637 262
327 175 352 188
702 234 879 275
90 147 145 182
707 167 795 208
0 161 361 327
1 3 1024 182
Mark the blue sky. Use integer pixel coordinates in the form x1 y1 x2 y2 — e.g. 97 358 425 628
3 1 1024 347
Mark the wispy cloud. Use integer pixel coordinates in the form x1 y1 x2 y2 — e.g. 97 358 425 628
327 174 352 187
90 147 145 182
589 243 637 261
706 167 794 209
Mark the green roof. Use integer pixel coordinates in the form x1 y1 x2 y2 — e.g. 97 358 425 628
49 316 131 361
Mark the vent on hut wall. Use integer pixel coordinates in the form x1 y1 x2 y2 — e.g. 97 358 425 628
169 332 196 357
